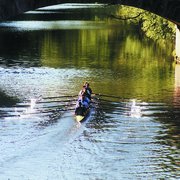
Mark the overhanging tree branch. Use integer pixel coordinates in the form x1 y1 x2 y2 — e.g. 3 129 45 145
109 12 144 20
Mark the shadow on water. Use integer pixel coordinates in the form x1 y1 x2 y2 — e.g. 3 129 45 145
0 90 19 119
0 90 18 107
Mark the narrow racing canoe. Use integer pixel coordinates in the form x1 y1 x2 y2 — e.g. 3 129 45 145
75 108 90 122
75 83 92 122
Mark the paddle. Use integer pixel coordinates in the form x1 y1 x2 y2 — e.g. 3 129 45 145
21 96 77 108
9 92 105 118
93 93 123 99
42 94 77 100
4 93 99 118
36 99 77 104
3 105 76 118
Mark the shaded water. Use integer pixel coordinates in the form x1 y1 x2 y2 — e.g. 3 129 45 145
0 3 179 180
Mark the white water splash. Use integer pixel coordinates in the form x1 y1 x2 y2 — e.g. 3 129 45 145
30 98 37 109
9 98 38 119
130 99 142 118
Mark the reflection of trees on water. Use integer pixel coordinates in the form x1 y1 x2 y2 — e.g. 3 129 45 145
40 22 173 69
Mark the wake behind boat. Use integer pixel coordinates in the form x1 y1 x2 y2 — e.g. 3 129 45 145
75 82 92 122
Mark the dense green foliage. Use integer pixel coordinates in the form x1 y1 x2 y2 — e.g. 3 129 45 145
113 6 176 43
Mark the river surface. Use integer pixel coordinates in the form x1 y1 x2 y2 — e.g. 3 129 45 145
0 3 179 180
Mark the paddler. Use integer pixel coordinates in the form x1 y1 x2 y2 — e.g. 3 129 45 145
75 101 86 116
76 93 89 109
84 82 92 94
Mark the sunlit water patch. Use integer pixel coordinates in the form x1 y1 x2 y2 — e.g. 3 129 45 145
84 99 180 179
0 94 180 179
0 20 110 31
0 67 89 100
0 112 78 179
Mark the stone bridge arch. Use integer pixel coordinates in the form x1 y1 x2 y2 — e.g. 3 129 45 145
0 0 179 26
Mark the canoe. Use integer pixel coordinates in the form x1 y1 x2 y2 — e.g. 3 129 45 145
75 83 92 122
75 93 91 122
75 108 90 122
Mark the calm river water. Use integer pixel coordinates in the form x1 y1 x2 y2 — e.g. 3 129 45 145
0 3 179 180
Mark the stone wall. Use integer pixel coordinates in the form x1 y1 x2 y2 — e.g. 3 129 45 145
0 0 112 20
0 0 58 20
